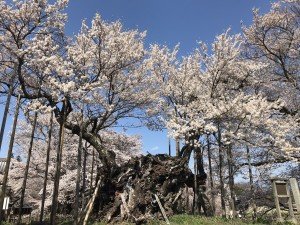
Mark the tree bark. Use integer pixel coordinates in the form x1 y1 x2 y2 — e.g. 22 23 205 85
17 111 38 225
88 154 194 223
49 100 67 225
197 147 210 216
0 95 21 222
176 138 180 157
39 111 54 224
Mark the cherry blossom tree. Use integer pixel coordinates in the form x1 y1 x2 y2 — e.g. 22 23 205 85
149 26 299 216
0 0 298 222
0 0 156 169
243 0 300 157
0 1 157 222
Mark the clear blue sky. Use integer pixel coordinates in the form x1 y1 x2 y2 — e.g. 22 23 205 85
0 0 272 157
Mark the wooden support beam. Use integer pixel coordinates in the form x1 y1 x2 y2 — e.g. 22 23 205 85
50 99 67 225
154 194 170 225
82 178 101 225
0 94 21 222
39 111 54 223
286 185 297 224
0 70 16 152
272 180 284 223
290 178 300 214
17 111 38 225
74 104 84 225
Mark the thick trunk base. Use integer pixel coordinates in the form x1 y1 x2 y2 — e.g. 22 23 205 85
92 154 206 224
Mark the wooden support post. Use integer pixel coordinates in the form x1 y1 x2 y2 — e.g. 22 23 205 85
82 178 101 225
17 111 38 225
227 144 236 217
82 141 87 208
168 138 171 156
207 135 215 215
50 99 67 225
0 69 16 152
290 178 300 214
272 179 284 223
0 95 21 222
193 146 199 215
90 149 95 198
246 146 257 220
39 111 54 224
154 194 170 225
74 104 84 225
217 124 226 217
287 184 297 224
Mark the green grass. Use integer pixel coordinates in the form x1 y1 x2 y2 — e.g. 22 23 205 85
148 215 267 225
2 214 293 225
91 215 272 225
91 214 300 225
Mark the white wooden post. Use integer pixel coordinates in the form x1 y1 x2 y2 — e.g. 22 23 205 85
286 184 297 224
290 178 300 214
154 194 170 225
272 180 283 223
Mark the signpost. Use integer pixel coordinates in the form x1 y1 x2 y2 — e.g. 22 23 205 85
1 197 9 222
2 197 9 210
271 178 298 224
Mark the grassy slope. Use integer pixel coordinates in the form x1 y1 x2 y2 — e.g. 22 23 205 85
4 214 293 225
148 215 267 225
93 215 268 225
166 215 266 225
